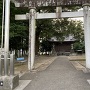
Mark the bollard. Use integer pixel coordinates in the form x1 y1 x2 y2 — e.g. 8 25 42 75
10 54 14 76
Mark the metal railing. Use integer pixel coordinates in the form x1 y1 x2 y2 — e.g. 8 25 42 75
0 53 14 76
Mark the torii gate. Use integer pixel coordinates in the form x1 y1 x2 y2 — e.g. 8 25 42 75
13 0 90 70
1 0 90 90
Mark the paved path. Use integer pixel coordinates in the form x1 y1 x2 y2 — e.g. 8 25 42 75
20 56 90 90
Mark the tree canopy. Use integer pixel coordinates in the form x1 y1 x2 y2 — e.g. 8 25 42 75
0 1 29 51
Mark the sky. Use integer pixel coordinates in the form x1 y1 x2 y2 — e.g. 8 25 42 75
71 17 83 22
71 8 84 22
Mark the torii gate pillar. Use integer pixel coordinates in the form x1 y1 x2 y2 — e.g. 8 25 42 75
83 4 90 69
28 8 36 70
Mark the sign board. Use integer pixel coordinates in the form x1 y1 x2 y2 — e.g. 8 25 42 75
13 0 90 7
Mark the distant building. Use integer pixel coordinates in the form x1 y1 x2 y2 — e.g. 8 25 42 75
49 35 76 55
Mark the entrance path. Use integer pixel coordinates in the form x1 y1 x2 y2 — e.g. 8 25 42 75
20 56 90 90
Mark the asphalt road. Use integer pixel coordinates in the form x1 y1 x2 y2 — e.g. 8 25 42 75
21 56 90 90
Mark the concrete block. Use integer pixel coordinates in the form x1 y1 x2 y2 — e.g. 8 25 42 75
0 75 19 90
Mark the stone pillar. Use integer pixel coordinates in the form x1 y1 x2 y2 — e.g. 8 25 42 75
56 7 62 18
83 4 90 68
28 8 36 70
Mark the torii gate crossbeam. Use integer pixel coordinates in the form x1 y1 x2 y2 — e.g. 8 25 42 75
15 11 84 20
15 6 90 70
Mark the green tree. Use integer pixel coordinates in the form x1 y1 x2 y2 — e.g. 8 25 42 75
35 6 84 54
0 1 29 53
10 2 29 51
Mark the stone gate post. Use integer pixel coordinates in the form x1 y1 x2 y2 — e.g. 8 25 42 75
28 8 36 70
83 4 90 68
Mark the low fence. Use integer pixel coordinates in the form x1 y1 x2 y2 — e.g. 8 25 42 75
0 53 14 76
